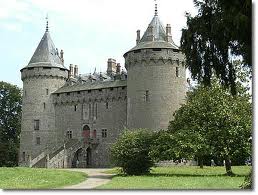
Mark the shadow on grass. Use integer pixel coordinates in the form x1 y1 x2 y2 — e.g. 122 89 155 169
114 172 244 178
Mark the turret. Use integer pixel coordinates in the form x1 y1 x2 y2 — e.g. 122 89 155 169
19 19 68 166
124 3 186 130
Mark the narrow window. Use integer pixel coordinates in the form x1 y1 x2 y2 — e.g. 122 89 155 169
67 92 70 96
89 104 92 119
74 105 77 111
145 90 150 102
102 129 107 138
22 152 25 161
46 89 49 95
106 102 108 109
34 120 40 130
43 103 46 110
176 67 179 77
88 90 91 93
36 137 40 145
66 131 72 139
92 130 97 138
95 103 98 119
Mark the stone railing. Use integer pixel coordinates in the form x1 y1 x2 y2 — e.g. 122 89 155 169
29 151 46 167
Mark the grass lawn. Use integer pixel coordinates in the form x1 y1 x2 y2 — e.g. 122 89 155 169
0 167 87 189
98 166 251 190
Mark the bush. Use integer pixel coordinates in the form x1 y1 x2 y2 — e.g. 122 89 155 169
240 170 252 189
110 129 155 175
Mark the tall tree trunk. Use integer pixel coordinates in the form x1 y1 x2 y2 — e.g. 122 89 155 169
225 156 233 176
199 157 204 169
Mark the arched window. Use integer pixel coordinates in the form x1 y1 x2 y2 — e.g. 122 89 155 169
82 125 91 145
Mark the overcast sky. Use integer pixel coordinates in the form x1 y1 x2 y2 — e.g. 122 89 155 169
0 0 198 87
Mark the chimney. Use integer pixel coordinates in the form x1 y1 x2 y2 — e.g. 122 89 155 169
107 58 116 76
69 64 74 78
116 63 121 74
60 49 64 65
136 30 141 44
166 24 172 42
74 65 78 77
147 25 154 41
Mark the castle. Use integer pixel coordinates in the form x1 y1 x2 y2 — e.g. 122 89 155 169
19 4 186 168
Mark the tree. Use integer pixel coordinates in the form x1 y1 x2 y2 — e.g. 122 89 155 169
180 0 251 95
110 129 155 175
0 81 22 166
168 80 251 175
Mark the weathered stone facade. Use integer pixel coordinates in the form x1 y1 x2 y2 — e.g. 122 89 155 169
19 6 186 168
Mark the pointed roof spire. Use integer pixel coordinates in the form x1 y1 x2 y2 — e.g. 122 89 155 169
45 14 49 32
21 16 68 70
154 0 158 16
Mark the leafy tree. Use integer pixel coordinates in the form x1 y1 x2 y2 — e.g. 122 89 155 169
181 0 251 95
0 81 22 166
168 80 251 175
110 129 155 175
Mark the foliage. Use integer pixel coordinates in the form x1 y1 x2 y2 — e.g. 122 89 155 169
180 0 251 95
98 166 251 189
0 167 86 189
110 129 155 175
149 130 196 163
0 81 22 167
240 169 252 189
168 81 252 175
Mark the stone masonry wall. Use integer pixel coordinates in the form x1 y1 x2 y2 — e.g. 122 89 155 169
125 48 186 130
53 85 127 167
19 67 68 165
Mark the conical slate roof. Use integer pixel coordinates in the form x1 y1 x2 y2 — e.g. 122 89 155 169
140 15 167 43
23 30 67 70
125 13 179 54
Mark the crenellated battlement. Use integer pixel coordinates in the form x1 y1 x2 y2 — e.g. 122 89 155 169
53 85 127 105
21 66 68 81
125 48 185 69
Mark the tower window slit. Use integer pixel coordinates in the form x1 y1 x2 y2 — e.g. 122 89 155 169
34 120 40 130
145 90 150 102
176 67 179 77
36 137 40 145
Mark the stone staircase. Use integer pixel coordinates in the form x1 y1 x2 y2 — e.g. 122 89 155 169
30 139 83 168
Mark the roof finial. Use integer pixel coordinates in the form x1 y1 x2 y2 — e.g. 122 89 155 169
154 0 158 16
45 14 49 32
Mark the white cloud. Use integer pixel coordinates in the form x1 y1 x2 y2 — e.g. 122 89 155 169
1 22 22 32
0 0 198 86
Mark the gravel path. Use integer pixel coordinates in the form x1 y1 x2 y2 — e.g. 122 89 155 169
62 168 114 189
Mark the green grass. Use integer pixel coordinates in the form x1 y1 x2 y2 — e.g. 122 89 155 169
98 166 251 190
0 167 87 189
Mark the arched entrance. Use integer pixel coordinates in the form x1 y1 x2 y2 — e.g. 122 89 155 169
71 148 83 168
82 125 90 145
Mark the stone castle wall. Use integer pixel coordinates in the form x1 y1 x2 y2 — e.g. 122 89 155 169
125 48 186 130
53 85 127 167
19 67 68 164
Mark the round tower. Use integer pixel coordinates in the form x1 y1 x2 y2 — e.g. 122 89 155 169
19 22 68 166
124 4 186 131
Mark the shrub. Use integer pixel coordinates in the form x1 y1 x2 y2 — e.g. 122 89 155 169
110 129 155 175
